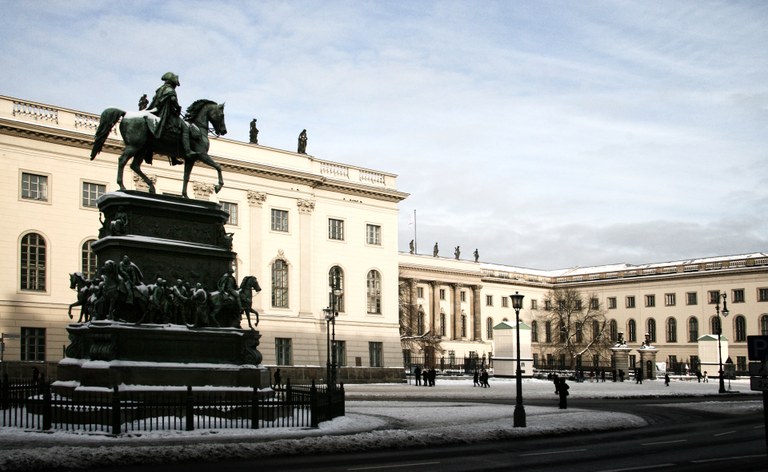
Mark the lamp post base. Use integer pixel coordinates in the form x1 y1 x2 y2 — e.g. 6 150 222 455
513 404 526 427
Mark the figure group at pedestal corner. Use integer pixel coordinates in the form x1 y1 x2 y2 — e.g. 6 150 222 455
68 256 260 330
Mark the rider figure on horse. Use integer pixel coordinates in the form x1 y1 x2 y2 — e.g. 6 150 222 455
217 269 243 313
148 72 197 164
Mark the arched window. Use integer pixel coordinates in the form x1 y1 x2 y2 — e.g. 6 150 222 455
734 315 747 342
271 259 289 308
711 316 721 335
627 319 637 342
461 311 467 338
666 318 677 343
761 314 768 336
688 317 699 342
609 319 618 342
328 266 345 312
366 270 381 314
647 318 656 343
592 320 600 341
20 232 46 291
531 320 538 342
545 321 552 343
486 317 494 340
81 239 98 279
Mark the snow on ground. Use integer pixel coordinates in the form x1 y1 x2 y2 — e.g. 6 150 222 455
0 377 762 471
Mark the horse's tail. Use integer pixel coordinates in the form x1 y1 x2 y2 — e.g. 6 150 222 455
90 108 126 159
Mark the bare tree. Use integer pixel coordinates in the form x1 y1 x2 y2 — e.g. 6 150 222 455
535 287 612 370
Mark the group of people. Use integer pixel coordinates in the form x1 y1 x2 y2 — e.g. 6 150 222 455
473 369 491 388
413 366 438 386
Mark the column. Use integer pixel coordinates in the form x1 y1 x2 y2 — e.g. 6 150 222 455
471 285 482 340
297 198 315 317
429 281 438 332
247 191 266 313
451 283 461 340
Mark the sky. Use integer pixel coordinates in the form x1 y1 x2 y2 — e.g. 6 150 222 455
1 0 766 270
0 378 762 470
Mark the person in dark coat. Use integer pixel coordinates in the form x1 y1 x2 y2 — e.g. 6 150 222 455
422 368 429 386
414 366 422 386
273 368 282 389
473 370 479 387
558 378 569 409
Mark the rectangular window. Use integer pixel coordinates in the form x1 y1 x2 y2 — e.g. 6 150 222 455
589 297 599 310
439 289 445 300
275 338 292 365
530 299 537 310
271 209 289 232
687 292 698 305
545 300 552 310
81 182 105 208
759 288 768 302
502 297 509 308
21 172 49 201
665 293 676 306
645 295 655 307
708 290 720 304
21 327 45 361
369 342 383 367
416 287 424 298
328 218 344 240
486 295 493 306
732 289 745 303
460 291 466 302
333 340 347 367
219 201 238 226
626 296 636 309
366 224 381 245
608 297 617 309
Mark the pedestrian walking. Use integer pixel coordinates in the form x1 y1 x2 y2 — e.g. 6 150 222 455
473 370 479 387
557 378 569 409
664 373 670 387
273 368 282 389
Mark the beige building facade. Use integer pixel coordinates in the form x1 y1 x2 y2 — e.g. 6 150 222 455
400 252 768 377
0 95 407 381
1 94 767 382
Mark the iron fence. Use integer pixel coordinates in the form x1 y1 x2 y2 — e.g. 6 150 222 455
0 378 344 434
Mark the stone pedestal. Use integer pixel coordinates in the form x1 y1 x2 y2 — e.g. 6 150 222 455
637 347 659 380
92 190 235 289
58 190 268 393
611 344 632 381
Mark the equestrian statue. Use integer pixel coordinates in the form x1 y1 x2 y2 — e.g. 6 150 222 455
90 72 227 198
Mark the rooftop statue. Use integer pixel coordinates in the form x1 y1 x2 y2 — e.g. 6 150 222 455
297 129 307 154
90 72 228 198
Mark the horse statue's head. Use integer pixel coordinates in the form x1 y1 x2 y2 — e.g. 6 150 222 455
186 100 227 137
240 275 261 293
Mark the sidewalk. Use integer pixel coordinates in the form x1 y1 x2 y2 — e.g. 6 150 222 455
0 378 761 471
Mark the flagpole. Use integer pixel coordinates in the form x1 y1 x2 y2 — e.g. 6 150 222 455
413 209 417 254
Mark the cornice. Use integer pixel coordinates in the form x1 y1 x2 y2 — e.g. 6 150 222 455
1 118 409 203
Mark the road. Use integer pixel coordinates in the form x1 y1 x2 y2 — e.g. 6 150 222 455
85 395 767 472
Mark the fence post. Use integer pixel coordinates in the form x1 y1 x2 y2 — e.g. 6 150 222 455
185 386 194 431
42 381 52 430
251 386 259 430
310 380 318 428
111 385 121 435
0 374 8 410
339 383 345 417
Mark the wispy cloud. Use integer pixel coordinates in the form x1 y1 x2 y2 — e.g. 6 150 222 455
1 0 766 269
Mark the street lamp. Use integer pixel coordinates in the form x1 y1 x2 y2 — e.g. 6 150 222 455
714 292 729 394
510 291 526 427
325 270 343 390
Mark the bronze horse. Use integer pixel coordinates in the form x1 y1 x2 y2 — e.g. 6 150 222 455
90 99 227 198
209 275 261 329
